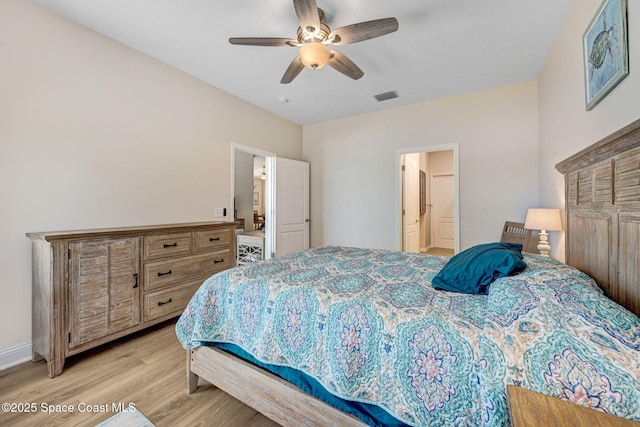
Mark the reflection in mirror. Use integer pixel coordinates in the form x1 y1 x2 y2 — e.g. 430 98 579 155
234 153 266 232
232 144 274 261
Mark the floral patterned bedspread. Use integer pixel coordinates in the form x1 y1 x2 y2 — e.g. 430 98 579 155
175 246 640 426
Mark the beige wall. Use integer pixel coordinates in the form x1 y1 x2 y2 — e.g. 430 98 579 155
303 0 639 258
0 1 301 354
303 80 540 250
538 0 640 259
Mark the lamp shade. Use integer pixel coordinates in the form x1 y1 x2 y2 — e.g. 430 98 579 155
299 42 330 70
524 208 563 231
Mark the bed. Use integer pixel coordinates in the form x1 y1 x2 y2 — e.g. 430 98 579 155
177 118 640 426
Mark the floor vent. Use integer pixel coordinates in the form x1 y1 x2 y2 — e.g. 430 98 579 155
374 90 399 102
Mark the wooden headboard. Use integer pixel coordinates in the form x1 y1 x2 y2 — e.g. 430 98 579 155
556 118 640 317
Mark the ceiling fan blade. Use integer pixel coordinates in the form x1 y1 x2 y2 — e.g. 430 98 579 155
328 50 364 80
293 0 321 33
329 17 399 45
229 37 297 47
281 56 305 84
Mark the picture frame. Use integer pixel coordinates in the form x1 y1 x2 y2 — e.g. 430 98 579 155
583 0 629 111
253 192 259 205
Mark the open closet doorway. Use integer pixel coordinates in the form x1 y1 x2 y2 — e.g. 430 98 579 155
397 144 459 255
231 144 275 261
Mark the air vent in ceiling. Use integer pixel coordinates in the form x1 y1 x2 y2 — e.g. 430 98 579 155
374 90 399 102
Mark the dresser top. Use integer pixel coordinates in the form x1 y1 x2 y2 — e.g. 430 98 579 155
507 385 639 427
26 221 236 242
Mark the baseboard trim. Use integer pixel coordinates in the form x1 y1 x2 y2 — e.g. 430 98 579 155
0 342 32 371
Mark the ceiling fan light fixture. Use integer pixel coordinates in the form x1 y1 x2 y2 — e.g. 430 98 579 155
299 42 330 70
229 2 398 83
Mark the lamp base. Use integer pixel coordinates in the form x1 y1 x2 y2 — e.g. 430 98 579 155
536 230 551 257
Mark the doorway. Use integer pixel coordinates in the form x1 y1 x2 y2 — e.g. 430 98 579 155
231 144 310 260
397 144 459 255
232 144 275 259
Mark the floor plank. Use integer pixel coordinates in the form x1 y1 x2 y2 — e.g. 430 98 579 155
423 247 454 256
0 320 281 427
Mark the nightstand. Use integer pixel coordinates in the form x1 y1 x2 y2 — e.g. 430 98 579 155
507 385 639 426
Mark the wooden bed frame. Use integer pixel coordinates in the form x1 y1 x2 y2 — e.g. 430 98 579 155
187 118 640 426
500 221 539 253
556 118 640 317
187 346 367 426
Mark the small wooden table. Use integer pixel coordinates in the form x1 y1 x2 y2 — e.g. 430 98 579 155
507 385 639 426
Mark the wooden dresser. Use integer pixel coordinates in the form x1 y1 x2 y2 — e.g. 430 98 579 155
27 222 236 378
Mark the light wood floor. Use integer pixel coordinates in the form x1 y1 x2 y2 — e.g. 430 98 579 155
0 320 280 427
423 247 454 256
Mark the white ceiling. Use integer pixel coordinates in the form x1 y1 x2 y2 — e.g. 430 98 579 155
34 0 572 126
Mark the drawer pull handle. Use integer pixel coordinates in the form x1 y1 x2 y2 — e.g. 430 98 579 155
158 298 173 306
209 237 220 242
214 258 225 264
157 270 172 277
132 273 139 289
163 243 178 248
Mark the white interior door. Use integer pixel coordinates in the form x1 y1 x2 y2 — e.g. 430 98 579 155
432 174 455 249
403 153 420 253
274 158 309 257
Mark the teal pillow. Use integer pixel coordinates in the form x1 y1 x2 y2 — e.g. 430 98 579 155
431 242 526 295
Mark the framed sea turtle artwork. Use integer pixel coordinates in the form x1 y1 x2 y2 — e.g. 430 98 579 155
583 0 629 110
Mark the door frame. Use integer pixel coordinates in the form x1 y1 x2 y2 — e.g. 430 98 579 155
395 143 460 254
230 143 276 259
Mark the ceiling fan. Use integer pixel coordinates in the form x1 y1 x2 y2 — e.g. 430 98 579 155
229 0 399 84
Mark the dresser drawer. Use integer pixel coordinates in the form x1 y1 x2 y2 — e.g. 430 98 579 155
144 251 231 292
194 228 232 252
144 281 201 321
143 232 192 260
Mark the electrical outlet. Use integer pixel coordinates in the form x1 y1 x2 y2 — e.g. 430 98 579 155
214 208 225 218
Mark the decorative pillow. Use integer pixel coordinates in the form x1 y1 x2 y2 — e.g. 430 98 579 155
431 242 527 295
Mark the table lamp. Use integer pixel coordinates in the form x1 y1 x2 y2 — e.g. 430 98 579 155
524 208 563 257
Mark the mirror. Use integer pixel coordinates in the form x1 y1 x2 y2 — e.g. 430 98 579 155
232 144 275 260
